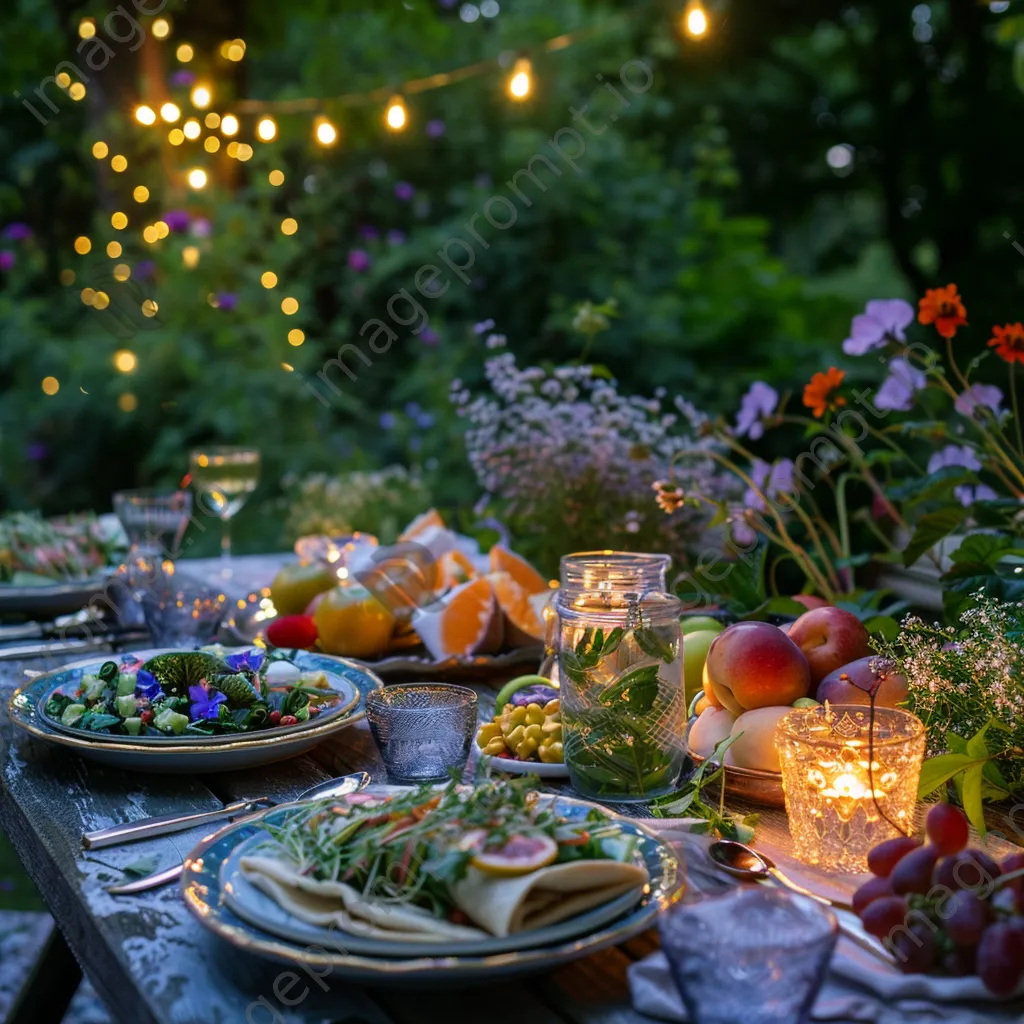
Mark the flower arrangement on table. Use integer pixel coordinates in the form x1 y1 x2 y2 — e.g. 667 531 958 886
656 283 1024 620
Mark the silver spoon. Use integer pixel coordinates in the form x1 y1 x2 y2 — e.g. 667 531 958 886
104 771 371 894
708 840 895 967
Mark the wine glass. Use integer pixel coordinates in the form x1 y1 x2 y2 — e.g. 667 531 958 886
188 446 261 579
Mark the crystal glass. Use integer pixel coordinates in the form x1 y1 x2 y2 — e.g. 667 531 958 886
366 684 478 783
113 489 192 560
659 888 838 1024
188 446 261 579
776 705 927 873
555 551 685 802
136 566 229 647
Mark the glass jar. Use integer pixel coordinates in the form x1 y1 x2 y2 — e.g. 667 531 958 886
555 551 685 802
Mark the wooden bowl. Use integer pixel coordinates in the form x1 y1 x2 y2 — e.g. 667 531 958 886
687 748 787 808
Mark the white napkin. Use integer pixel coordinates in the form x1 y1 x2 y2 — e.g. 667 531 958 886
630 819 1024 1024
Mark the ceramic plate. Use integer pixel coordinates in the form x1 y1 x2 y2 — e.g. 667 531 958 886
183 789 683 983
477 753 569 778
8 648 382 773
0 573 114 618
352 645 543 679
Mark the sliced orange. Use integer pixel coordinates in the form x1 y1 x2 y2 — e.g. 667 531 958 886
489 544 548 595
413 577 503 659
470 833 558 877
437 549 478 591
489 571 545 647
399 508 446 542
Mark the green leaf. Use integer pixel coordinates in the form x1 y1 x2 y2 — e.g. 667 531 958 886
903 508 968 567
862 615 900 641
966 730 989 760
961 763 987 838
917 753 988 799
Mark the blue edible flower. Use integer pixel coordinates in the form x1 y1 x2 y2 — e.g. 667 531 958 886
135 669 166 702
188 683 228 722
224 648 265 674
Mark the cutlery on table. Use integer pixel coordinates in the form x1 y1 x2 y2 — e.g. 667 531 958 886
103 771 371 895
708 839 895 967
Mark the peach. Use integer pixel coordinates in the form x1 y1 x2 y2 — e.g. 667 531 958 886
787 606 873 685
705 621 811 715
816 656 909 708
688 706 737 758
726 705 793 772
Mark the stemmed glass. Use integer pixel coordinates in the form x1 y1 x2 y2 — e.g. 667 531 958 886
188 446 261 579
112 488 192 566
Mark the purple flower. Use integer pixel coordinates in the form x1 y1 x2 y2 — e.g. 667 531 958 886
955 384 1004 419
426 119 446 137
348 249 371 272
954 484 999 507
0 251 13 272
386 229 406 246
190 218 211 239
404 401 421 416
875 357 926 412
134 260 156 280
474 319 496 335
394 181 414 201
170 70 196 87
135 669 165 702
357 224 379 241
2 222 32 241
163 210 190 233
416 412 435 429
379 412 396 430
223 648 265 674
734 381 778 440
420 327 439 346
188 683 227 722
843 299 914 356
927 444 982 475
744 458 796 511
26 442 47 461
216 292 237 311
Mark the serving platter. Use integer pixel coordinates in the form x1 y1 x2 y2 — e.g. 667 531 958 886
183 788 683 983
687 748 786 808
0 572 114 618
9 647 382 773
350 644 544 679
477 752 569 778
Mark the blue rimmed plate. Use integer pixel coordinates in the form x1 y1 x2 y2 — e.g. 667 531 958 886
183 788 683 983
8 648 381 773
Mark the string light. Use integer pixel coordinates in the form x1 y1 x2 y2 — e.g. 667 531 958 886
91 141 108 159
141 299 159 317
57 73 71 89
281 297 299 315
281 362 294 372
59 269 75 285
69 83 86 101
314 117 337 146
152 17 171 39
187 168 208 189
113 263 131 281
106 241 122 258
280 217 298 235
288 329 305 346
160 102 181 123
118 393 138 412
268 169 285 186
113 350 137 373
684 1 708 37
92 291 110 310
235 143 253 161
508 58 532 100
385 95 407 131
204 137 220 153
41 377 60 396
74 236 91 255
191 84 212 109
111 212 128 229
204 112 221 129
133 185 149 202
226 141 240 158
177 43 194 63
256 117 277 142
182 245 200 268
168 129 185 146
261 271 278 288
135 105 157 125
220 114 239 136
111 155 127 172
154 220 170 239
80 288 96 305
221 39 246 61
142 225 159 244
183 119 202 140
78 18 96 39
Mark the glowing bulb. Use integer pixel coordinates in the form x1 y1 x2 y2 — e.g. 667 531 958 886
256 117 277 142
385 96 407 131
168 128 185 146
111 155 127 172
113 263 131 281
220 114 239 136
261 271 278 288
133 185 149 202
235 143 253 162
684 1 708 37
280 217 297 236
57 72 71 88
92 291 110 310
135 105 156 126
183 118 201 140
226 141 240 158
111 211 128 230
204 112 221 129
74 236 91 255
80 288 96 305
191 84 211 109
91 141 108 159
59 269 75 285
78 18 96 39
152 17 170 39
315 117 337 146
69 83 86 101
114 350 137 373
177 43 194 62
160 102 180 123
187 167 208 190
141 298 159 317
182 245 200 268
119 392 138 412
268 169 285 186
142 226 159 244
106 241 122 258
154 221 169 239
204 136 220 153
288 329 305 346
41 376 60 395
281 297 299 315
508 58 532 100
222 38 245 61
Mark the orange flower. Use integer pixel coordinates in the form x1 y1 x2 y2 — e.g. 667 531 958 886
918 284 967 339
802 367 846 419
988 322 1024 365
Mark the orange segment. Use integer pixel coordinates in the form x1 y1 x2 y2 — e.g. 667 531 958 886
437 549 477 590
399 508 446 542
413 576 503 658
488 544 547 595
489 571 545 646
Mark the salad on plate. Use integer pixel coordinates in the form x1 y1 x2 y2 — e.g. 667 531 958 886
0 511 123 585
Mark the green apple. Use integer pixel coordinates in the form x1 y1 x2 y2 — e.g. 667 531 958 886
682 629 719 706
680 615 725 636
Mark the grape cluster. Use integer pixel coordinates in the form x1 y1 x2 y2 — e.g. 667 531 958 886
853 803 1024 997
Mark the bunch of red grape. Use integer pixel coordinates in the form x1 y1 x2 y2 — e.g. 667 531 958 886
852 803 1024 997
